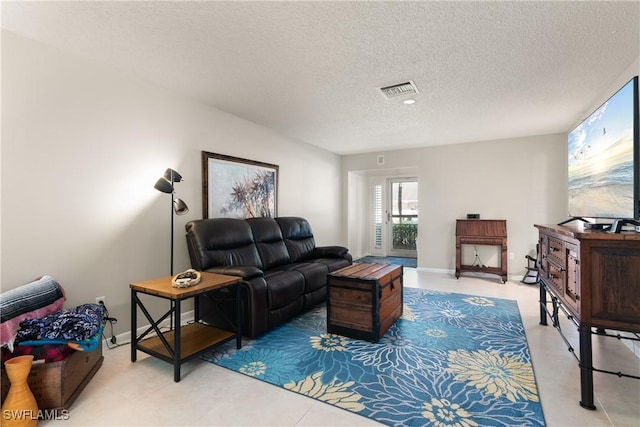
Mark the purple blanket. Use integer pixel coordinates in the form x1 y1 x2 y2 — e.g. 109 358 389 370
16 303 105 343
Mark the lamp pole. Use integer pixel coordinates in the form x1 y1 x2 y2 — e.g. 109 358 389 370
170 174 175 276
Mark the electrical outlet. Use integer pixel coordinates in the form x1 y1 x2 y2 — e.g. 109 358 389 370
96 296 106 306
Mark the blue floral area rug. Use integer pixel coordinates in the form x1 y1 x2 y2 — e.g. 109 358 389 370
355 256 417 268
201 288 545 426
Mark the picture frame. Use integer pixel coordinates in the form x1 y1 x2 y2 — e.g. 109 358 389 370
201 151 278 219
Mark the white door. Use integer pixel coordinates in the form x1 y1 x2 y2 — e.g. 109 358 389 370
387 178 418 258
370 177 418 258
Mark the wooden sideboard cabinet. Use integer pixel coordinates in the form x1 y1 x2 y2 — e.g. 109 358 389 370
455 219 507 283
535 224 640 409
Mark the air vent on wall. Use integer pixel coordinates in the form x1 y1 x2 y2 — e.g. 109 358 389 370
378 81 419 99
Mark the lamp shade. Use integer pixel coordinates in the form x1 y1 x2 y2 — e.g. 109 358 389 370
154 177 174 194
163 168 183 183
173 198 189 215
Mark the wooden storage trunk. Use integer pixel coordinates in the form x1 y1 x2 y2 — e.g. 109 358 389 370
1 341 103 411
327 263 403 342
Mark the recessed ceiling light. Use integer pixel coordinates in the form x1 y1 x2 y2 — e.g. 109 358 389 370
403 99 416 105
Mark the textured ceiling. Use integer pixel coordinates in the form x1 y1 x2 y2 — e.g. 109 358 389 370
2 1 639 155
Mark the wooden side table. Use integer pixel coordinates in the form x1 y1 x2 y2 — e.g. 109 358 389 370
455 219 508 283
130 272 242 382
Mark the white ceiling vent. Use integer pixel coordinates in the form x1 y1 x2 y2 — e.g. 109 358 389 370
379 81 419 99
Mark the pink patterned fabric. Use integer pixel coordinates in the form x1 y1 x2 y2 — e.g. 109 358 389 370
0 276 66 351
1 299 65 350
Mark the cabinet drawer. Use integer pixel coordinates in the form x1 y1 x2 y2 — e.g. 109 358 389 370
545 262 564 294
547 237 565 265
459 237 504 246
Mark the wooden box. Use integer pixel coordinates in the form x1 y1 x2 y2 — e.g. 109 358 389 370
327 263 403 342
1 341 103 411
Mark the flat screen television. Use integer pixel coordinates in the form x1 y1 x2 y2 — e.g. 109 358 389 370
563 76 640 233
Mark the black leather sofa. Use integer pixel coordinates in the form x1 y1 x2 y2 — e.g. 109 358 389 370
185 216 352 338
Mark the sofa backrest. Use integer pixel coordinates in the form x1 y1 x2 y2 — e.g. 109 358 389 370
247 218 291 270
185 218 263 271
186 216 320 271
275 217 316 263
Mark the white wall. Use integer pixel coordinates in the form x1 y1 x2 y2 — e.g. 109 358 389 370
343 134 566 276
1 31 344 335
346 171 367 258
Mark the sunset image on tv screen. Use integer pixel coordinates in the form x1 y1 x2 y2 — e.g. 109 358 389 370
568 79 636 219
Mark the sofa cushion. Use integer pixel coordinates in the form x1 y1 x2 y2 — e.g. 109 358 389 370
286 262 329 309
186 218 262 270
273 262 328 294
263 271 305 310
247 218 290 270
275 217 316 262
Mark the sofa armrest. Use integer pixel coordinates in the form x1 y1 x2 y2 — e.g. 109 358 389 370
205 266 264 280
312 246 349 259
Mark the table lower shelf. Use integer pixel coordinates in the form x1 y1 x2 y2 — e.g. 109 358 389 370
457 265 504 275
457 264 507 281
137 322 235 361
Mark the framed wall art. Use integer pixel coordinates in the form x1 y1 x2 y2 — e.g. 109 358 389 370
202 151 278 219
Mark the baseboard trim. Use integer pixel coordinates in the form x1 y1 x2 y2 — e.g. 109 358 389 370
417 267 526 283
102 309 195 349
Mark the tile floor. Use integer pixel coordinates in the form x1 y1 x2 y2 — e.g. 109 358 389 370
40 269 639 426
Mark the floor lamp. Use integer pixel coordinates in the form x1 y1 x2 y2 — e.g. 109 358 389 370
154 168 189 276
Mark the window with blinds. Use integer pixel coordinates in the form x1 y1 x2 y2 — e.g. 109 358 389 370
373 184 383 249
